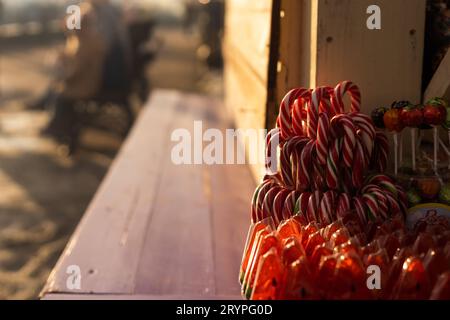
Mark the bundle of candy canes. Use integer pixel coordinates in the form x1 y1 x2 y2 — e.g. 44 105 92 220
240 81 450 300
254 81 405 228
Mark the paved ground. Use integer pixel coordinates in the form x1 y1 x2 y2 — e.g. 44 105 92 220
0 25 222 299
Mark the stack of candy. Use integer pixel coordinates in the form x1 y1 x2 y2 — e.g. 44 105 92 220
240 81 450 299
240 211 450 300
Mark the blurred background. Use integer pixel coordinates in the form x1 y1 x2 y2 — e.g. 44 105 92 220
0 0 223 299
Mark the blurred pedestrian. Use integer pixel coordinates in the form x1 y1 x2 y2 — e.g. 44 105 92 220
40 1 106 140
38 0 132 143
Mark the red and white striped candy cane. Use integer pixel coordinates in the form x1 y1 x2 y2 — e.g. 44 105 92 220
352 112 376 161
326 138 341 190
280 138 297 188
352 196 367 226
261 186 282 221
362 193 380 221
272 189 291 225
316 112 330 166
298 139 315 190
307 191 322 223
312 158 325 191
336 193 351 219
265 128 281 175
292 89 311 136
372 131 388 172
282 190 299 221
296 192 312 218
280 136 307 188
352 136 365 188
331 114 356 167
367 174 398 199
307 88 323 139
340 115 357 168
367 189 388 220
279 88 310 139
318 86 335 114
384 192 402 217
319 191 336 225
331 81 361 114
255 181 278 222
251 179 275 222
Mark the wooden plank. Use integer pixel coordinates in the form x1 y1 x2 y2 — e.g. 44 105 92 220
224 44 268 181
42 294 241 300
41 90 254 299
316 0 426 113
277 0 314 106
226 0 272 12
133 95 216 296
42 91 180 295
204 105 256 296
424 50 450 102
224 0 272 84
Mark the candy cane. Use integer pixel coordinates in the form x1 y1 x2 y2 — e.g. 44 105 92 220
279 88 310 139
255 181 278 222
251 180 273 222
296 192 312 218
316 112 330 166
307 88 322 139
282 190 299 221
265 128 281 175
352 196 367 226
332 81 361 114
292 90 311 136
261 186 282 221
312 157 325 191
319 191 336 225
331 114 356 167
367 190 388 219
280 136 308 188
352 112 376 161
362 193 379 221
336 193 351 218
352 136 365 188
307 191 322 223
272 189 291 225
373 131 388 172
298 140 315 190
280 138 297 188
326 138 341 190
318 86 335 114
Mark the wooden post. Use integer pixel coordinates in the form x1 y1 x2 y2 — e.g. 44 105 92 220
276 0 426 115
223 0 275 180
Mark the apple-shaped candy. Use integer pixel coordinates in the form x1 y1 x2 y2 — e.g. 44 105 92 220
423 98 447 126
383 108 404 132
371 107 387 129
400 104 423 128
417 177 441 200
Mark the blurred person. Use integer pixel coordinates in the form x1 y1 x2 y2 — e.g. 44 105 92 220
40 1 105 140
93 0 132 92
39 0 132 143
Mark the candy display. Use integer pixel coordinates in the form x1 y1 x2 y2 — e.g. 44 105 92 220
371 96 450 208
241 214 449 300
240 81 450 300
